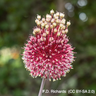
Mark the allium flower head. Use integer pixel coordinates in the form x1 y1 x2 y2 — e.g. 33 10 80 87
22 10 74 81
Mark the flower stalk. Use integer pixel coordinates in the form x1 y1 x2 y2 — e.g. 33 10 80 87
38 78 46 96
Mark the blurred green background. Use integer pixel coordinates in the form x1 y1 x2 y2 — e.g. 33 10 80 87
0 0 96 96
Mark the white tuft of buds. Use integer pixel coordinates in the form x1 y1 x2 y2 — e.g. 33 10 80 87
34 10 70 36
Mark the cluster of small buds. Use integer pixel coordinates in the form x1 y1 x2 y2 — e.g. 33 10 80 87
34 9 71 37
22 9 74 81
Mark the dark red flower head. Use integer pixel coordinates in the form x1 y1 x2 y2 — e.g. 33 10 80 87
22 10 74 81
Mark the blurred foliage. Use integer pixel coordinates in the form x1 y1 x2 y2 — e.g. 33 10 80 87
0 0 96 96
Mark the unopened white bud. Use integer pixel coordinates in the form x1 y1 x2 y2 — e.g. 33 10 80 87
57 32 60 36
41 23 45 28
53 23 56 27
64 74 66 77
56 12 59 16
33 31 36 35
54 14 57 18
51 19 55 23
54 16 58 20
50 9 54 15
60 24 63 28
49 79 51 81
46 18 50 22
52 60 55 63
54 28 57 33
39 74 41 76
37 15 41 20
61 40 64 43
45 25 49 29
44 21 47 25
42 18 45 22
56 19 60 23
33 28 40 34
67 21 71 26
49 37 54 41
60 13 65 18
53 79 56 81
40 37 43 41
46 14 51 19
59 78 61 80
43 33 46 37
37 21 41 26
65 29 68 33
62 25 65 30
37 28 40 32
62 30 65 34
61 19 66 24
50 25 53 29
46 30 49 34
35 19 39 24
49 56 52 58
